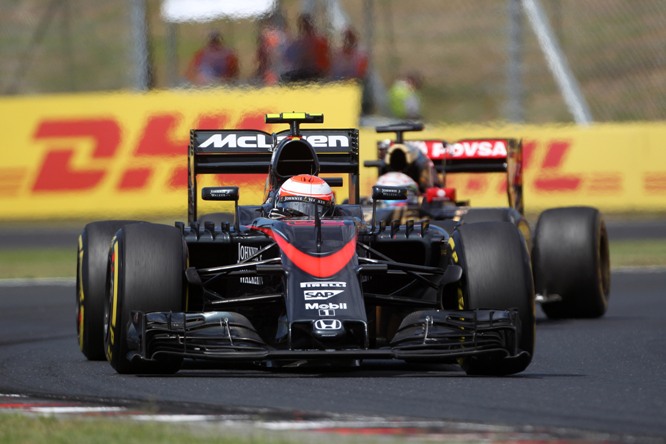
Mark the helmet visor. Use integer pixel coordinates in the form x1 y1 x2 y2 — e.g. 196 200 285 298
277 195 334 217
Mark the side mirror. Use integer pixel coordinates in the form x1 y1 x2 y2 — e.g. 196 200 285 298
202 186 239 201
201 187 239 231
370 185 409 230
364 160 384 169
372 185 408 202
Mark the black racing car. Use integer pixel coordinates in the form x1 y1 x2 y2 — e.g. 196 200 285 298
76 113 535 376
365 122 611 320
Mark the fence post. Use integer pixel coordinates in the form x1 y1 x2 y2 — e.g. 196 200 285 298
522 0 593 125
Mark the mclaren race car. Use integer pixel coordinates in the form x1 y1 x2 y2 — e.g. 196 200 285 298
76 113 535 375
364 122 610 319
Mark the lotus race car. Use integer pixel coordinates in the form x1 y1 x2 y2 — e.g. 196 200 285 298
365 122 611 319
76 113 535 376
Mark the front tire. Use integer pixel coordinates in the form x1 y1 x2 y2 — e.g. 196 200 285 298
104 223 187 374
453 222 535 375
533 207 610 319
76 220 140 360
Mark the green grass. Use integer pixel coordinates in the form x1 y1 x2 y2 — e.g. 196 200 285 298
0 414 300 444
608 240 666 268
0 248 75 279
0 240 664 280
0 414 390 444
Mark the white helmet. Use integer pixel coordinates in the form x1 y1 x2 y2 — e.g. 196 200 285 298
275 174 335 217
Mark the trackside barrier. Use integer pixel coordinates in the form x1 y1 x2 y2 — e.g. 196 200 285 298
0 84 361 220
0 87 664 220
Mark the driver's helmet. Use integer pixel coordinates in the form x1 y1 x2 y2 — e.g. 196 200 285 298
375 172 419 207
275 174 335 217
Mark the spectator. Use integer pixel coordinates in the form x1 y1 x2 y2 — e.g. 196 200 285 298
330 27 368 82
254 15 289 86
282 13 330 82
388 72 424 119
185 31 239 86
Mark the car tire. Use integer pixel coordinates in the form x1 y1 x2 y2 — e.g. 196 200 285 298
533 206 610 319
104 223 186 374
460 207 532 249
453 221 535 375
76 220 140 360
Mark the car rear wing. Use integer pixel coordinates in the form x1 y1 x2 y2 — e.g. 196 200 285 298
188 127 360 223
443 138 523 214
375 137 524 215
372 123 523 213
191 128 359 174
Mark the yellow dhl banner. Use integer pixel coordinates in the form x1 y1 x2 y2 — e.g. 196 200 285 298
0 85 665 221
0 84 362 220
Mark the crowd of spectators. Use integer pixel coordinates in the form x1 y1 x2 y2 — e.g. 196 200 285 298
185 12 421 119
185 31 239 86
186 13 367 87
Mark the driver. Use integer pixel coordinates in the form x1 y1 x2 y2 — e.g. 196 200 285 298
268 174 335 219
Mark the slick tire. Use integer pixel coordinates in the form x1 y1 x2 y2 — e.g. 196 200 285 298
533 207 610 319
459 208 532 249
453 221 535 376
76 220 140 360
104 223 187 374
459 208 515 224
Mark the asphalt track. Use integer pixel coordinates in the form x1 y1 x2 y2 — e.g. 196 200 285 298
0 270 664 442
0 221 665 442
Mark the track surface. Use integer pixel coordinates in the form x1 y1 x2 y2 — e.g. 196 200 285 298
0 271 664 441
0 220 664 440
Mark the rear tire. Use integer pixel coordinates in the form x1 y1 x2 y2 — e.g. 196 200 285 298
76 220 140 360
453 222 535 375
533 207 610 319
104 223 186 374
460 208 532 249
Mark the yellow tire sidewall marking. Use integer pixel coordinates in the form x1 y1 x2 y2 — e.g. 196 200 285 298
107 237 119 360
77 234 84 350
448 236 465 310
111 238 119 331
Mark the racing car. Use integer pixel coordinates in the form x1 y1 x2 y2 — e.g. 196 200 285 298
364 122 610 320
76 112 535 376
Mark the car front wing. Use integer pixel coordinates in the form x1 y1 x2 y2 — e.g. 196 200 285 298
126 308 528 366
